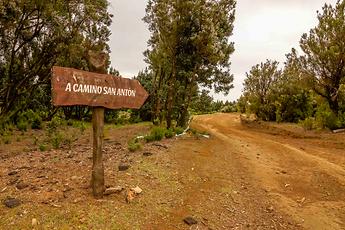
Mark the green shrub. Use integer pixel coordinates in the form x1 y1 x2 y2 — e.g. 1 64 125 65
299 117 315 130
39 144 47 152
145 126 166 142
174 127 184 135
16 119 28 132
2 135 11 144
48 116 65 130
79 122 86 133
66 119 73 126
51 133 63 149
33 136 39 145
130 114 142 124
315 104 341 130
31 115 42 129
71 120 87 133
128 139 142 152
115 111 131 125
165 129 174 138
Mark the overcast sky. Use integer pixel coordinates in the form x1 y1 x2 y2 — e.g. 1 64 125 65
108 0 337 101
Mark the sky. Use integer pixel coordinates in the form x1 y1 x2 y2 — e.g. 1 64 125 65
108 0 338 101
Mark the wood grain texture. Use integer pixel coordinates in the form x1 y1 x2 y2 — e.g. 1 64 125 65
52 66 148 109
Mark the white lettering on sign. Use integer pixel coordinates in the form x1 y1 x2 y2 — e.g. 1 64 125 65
65 83 72 92
64 83 136 97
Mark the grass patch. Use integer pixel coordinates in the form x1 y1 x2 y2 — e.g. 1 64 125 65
145 126 166 142
128 139 142 152
174 127 184 135
165 129 174 138
39 144 48 152
2 135 11 144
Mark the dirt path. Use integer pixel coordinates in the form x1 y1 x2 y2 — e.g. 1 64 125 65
1 113 344 229
152 113 345 229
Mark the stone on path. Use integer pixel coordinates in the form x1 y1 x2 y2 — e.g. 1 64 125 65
183 216 198 226
3 198 21 208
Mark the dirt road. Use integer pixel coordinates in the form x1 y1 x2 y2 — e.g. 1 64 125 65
1 113 344 229
155 113 345 229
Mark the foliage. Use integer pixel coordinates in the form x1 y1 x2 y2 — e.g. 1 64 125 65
127 139 142 152
39 144 47 152
143 0 236 128
298 1 345 114
164 129 174 138
47 116 64 134
191 90 214 114
16 119 28 132
299 117 316 131
31 114 42 129
0 0 112 123
145 126 167 142
174 127 184 135
314 103 342 130
242 60 282 121
51 132 63 149
2 135 11 144
239 1 345 129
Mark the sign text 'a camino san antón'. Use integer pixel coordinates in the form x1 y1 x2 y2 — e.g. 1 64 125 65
52 66 148 109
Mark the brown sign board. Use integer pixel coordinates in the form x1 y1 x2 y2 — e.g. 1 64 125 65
51 66 148 109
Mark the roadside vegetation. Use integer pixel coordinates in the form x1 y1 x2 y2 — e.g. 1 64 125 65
239 1 345 130
1 0 344 147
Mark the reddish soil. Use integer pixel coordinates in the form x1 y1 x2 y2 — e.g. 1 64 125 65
0 114 344 229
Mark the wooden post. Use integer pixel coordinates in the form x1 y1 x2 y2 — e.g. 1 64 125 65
52 52 148 199
91 107 105 198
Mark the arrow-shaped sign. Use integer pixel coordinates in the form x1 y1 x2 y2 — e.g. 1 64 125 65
52 66 148 109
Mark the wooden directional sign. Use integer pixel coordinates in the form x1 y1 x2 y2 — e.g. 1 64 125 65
52 66 148 109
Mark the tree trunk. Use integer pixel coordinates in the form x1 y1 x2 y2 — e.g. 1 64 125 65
152 67 164 124
329 96 339 114
150 68 159 123
166 67 176 129
177 70 197 127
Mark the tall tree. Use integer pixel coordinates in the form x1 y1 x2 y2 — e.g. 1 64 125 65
299 0 345 113
243 60 282 120
0 0 112 122
144 0 236 128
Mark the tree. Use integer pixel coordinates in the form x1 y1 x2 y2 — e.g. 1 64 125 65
299 0 345 114
190 90 214 114
0 0 112 122
243 60 282 120
143 0 236 128
273 52 313 122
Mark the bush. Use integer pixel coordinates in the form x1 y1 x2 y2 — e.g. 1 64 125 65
128 139 142 152
71 120 87 133
315 104 341 130
174 127 184 135
165 129 174 138
39 144 47 152
31 115 42 129
299 117 315 130
145 126 166 142
115 111 131 125
66 119 73 126
51 133 63 149
15 110 44 130
2 135 11 144
16 119 28 132
47 117 60 135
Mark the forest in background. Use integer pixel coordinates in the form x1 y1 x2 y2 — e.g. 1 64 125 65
0 0 344 136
